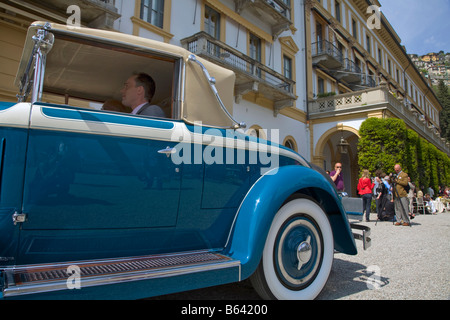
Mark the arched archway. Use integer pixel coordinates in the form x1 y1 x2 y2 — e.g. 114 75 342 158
314 125 360 197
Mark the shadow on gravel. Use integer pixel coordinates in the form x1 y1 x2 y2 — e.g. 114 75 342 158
373 220 422 227
317 258 390 300
151 258 391 300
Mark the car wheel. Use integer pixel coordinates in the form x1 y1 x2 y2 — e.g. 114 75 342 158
251 197 334 300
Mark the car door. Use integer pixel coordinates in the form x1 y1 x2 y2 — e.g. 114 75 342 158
18 103 182 264
173 125 252 251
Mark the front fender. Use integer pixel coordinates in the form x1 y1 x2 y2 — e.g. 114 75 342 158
224 165 357 279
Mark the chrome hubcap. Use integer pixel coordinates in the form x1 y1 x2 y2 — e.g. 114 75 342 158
274 215 323 290
297 235 312 270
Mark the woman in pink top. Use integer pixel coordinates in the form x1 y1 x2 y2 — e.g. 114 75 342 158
357 169 374 222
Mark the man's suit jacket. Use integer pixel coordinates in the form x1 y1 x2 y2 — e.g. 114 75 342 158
137 103 166 118
394 171 409 198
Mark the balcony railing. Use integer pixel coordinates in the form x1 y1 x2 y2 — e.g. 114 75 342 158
264 0 291 20
348 74 376 90
333 58 361 83
362 74 376 88
235 0 292 37
37 0 120 29
343 58 361 74
181 32 296 110
312 40 344 69
309 87 449 154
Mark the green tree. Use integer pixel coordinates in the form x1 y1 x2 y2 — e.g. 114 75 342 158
428 143 439 192
405 129 419 182
436 152 449 187
437 80 450 140
416 137 430 189
358 117 406 175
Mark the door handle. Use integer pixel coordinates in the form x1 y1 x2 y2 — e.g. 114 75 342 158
157 146 176 158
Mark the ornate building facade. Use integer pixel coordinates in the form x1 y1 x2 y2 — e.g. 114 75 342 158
0 0 446 196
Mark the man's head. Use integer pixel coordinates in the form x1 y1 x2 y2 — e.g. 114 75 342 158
394 164 401 174
335 163 342 171
121 73 156 109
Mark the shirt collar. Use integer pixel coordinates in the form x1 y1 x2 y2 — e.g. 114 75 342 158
131 102 147 115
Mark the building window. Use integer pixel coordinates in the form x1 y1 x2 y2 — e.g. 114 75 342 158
285 139 294 150
318 77 325 95
338 42 344 58
284 137 297 152
355 57 361 71
205 5 221 39
247 125 266 139
366 35 371 54
250 33 262 77
250 33 262 62
388 59 392 75
378 48 382 66
316 22 323 43
335 1 341 23
283 55 292 80
352 19 357 39
140 0 165 29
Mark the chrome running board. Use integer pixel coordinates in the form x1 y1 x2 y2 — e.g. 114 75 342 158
1 250 240 298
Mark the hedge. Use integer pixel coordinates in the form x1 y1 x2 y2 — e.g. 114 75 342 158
358 117 450 192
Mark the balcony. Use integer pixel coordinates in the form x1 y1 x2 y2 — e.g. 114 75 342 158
332 58 361 84
309 87 449 154
30 0 120 29
348 74 376 90
235 0 293 37
312 40 344 69
181 32 296 115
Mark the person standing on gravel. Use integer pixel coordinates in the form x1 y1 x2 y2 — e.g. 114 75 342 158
392 164 410 226
357 169 374 222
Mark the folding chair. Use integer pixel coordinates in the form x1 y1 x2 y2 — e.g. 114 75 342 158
416 197 426 214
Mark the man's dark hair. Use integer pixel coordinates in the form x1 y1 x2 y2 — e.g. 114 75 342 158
134 72 156 103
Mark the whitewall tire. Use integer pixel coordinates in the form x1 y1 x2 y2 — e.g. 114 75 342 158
251 198 334 300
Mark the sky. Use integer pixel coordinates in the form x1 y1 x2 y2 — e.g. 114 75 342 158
378 0 450 56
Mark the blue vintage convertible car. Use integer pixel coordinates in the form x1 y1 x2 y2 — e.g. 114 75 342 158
0 22 369 300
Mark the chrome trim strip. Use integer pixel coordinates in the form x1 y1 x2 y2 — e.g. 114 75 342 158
3 249 214 271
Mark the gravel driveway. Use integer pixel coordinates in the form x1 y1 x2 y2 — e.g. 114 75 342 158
317 211 450 300
150 211 450 300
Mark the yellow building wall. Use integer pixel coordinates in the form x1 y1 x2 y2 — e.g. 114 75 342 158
0 22 26 102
